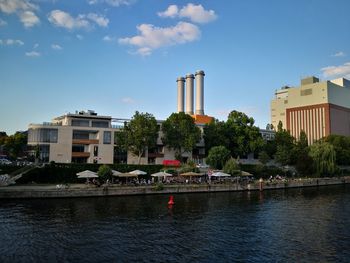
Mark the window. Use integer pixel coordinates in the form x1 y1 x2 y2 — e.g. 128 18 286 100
71 119 90 127
73 131 90 140
92 121 109 128
94 146 98 157
72 145 85 152
28 128 58 143
103 131 111 144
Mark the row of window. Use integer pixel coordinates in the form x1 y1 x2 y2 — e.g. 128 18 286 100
29 128 111 144
71 119 109 128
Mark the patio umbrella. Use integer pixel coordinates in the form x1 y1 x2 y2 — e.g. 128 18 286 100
241 171 253 176
76 170 98 178
211 172 231 177
151 171 173 177
116 173 138 178
112 170 122 176
180 172 203 176
129 169 147 175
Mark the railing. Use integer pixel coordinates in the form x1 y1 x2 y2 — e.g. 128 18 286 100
72 139 99 145
71 152 90 158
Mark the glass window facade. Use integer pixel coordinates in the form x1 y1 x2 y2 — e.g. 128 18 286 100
103 131 111 144
28 128 58 143
92 121 109 128
71 119 90 127
73 131 90 140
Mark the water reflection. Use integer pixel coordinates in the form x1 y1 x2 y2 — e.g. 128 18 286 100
0 185 349 262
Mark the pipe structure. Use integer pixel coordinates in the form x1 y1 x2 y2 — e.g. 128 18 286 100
185 74 194 115
176 77 185 112
195 70 205 115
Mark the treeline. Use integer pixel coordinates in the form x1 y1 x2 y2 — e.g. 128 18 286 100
0 131 27 160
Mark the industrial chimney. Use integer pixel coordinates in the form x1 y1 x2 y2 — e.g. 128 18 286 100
176 77 185 112
185 74 194 115
195 70 205 115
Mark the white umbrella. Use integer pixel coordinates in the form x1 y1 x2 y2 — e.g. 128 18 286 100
129 169 147 175
112 170 122 176
211 172 231 177
151 171 173 177
76 170 98 178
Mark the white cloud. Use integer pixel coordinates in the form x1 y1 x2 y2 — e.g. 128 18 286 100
86 13 109 27
0 0 40 27
0 18 7 26
158 3 217 24
25 50 40 57
19 10 39 27
103 35 116 42
119 22 200 56
48 10 90 30
0 39 24 46
332 51 346 57
88 0 133 7
76 34 83 40
321 62 350 79
48 10 109 30
33 43 38 48
0 0 36 14
121 97 135 104
158 5 178 18
51 44 62 50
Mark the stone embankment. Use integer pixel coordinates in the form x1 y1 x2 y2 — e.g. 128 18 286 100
0 177 349 199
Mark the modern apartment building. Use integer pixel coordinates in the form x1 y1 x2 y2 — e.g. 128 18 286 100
28 110 117 164
271 76 350 144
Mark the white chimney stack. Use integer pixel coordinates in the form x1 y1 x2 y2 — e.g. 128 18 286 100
176 77 185 112
195 70 205 115
185 73 194 115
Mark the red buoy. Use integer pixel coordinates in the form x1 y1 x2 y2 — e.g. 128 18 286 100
168 195 174 205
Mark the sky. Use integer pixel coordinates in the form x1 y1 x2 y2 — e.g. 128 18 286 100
1 0 350 135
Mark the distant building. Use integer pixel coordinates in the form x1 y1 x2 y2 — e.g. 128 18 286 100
271 76 350 144
28 110 117 163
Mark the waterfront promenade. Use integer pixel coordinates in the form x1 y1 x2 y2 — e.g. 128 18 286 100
0 177 349 199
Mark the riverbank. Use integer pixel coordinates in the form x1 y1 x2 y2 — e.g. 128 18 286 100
0 177 349 199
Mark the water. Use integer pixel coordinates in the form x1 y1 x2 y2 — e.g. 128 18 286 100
1 185 350 262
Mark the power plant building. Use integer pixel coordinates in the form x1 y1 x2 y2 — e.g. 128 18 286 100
271 76 350 144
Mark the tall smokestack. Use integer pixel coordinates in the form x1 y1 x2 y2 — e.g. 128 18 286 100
176 77 185 112
195 70 205 115
185 74 194 115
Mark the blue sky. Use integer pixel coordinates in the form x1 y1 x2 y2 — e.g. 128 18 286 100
1 0 350 135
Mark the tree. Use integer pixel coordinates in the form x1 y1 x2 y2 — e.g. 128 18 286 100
258 151 270 165
3 132 27 159
294 131 313 175
226 110 264 158
98 164 112 182
203 119 229 155
223 157 240 175
161 112 201 161
117 111 158 164
274 122 295 166
309 142 336 176
206 146 231 169
324 134 350 165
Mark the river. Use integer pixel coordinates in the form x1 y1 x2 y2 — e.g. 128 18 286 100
0 185 349 262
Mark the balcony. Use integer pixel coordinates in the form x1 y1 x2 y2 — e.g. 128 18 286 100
72 139 99 145
72 152 90 158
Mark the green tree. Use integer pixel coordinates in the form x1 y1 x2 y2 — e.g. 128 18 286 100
223 157 240 175
98 164 112 182
4 132 27 159
206 146 231 169
258 151 270 165
294 131 313 175
226 110 264 157
161 112 201 161
274 121 295 166
203 119 229 155
324 134 350 165
309 142 336 176
118 111 158 164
